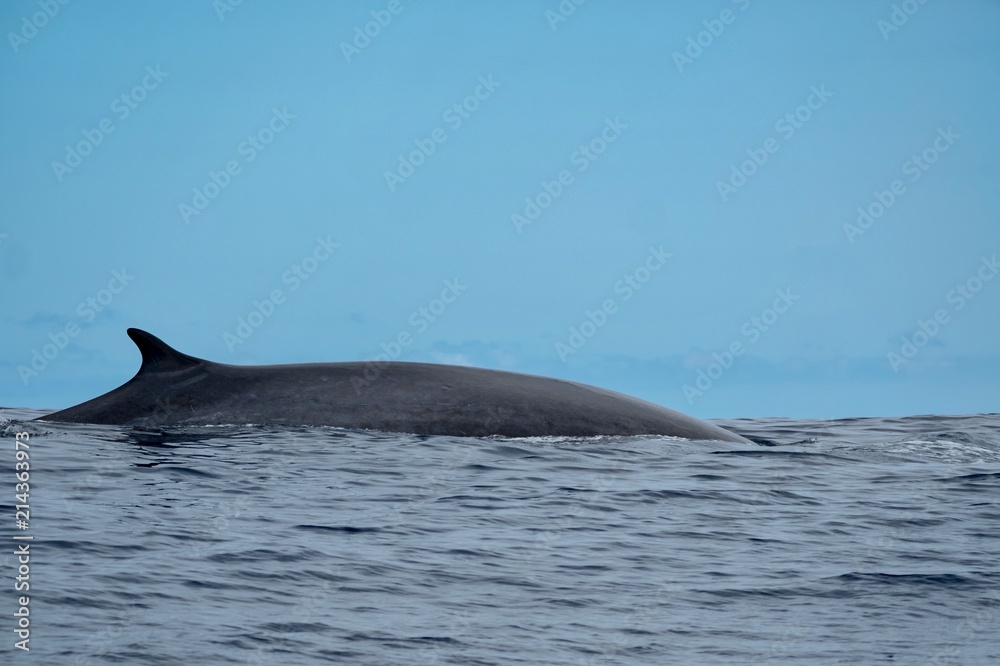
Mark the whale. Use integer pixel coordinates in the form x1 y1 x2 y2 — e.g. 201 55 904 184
35 328 750 442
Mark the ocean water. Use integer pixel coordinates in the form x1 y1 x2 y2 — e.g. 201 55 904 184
2 409 999 665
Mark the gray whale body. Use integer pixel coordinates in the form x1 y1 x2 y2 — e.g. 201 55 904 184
37 328 750 442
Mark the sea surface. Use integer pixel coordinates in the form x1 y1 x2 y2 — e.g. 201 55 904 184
2 409 999 665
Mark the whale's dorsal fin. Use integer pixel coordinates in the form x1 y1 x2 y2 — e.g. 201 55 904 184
127 328 205 373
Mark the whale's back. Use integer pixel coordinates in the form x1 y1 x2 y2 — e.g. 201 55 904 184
37 329 750 443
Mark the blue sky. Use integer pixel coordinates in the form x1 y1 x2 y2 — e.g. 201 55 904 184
2 0 998 419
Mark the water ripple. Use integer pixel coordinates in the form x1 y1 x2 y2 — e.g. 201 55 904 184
3 412 998 665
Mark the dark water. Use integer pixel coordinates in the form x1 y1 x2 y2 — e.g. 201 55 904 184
2 409 999 665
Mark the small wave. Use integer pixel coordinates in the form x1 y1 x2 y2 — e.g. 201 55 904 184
935 471 1000 483
295 524 382 534
876 434 1000 463
831 572 983 588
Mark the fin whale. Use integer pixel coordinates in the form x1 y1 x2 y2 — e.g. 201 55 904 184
36 328 750 442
